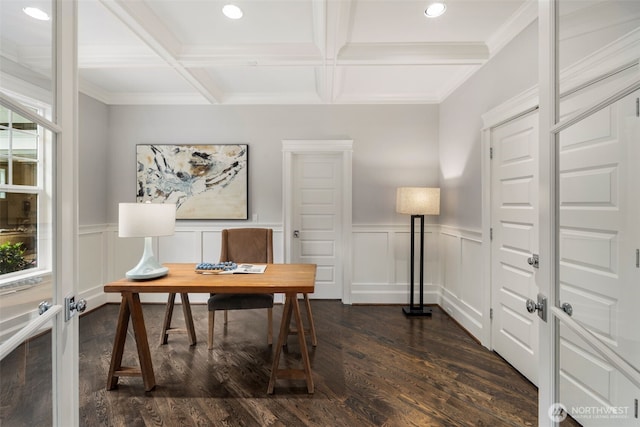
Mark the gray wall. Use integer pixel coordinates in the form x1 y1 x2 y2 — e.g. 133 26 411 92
79 93 109 225
98 104 439 226
438 22 538 230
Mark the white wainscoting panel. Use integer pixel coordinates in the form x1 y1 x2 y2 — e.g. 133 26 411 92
78 225 109 310
441 232 461 299
202 230 223 263
461 238 484 317
159 231 202 263
350 225 440 305
439 227 486 343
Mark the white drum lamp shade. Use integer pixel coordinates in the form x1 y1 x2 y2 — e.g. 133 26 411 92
396 187 440 215
119 202 176 280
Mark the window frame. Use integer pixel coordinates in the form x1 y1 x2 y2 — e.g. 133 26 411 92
0 97 54 288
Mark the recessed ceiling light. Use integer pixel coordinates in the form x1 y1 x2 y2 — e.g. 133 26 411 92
222 4 243 20
424 2 446 18
23 6 50 21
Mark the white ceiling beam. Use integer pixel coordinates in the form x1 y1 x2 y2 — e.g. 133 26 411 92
98 0 222 104
80 42 490 68
337 43 489 65
311 0 328 102
79 45 166 68
311 0 327 58
325 0 354 103
179 44 323 67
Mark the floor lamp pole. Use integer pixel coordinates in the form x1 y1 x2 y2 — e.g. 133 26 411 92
403 214 432 316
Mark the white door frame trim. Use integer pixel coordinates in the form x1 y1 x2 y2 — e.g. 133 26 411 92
282 139 353 304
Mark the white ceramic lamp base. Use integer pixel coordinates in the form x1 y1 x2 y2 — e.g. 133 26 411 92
126 236 169 280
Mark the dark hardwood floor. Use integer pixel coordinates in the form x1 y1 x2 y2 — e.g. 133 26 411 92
3 301 549 426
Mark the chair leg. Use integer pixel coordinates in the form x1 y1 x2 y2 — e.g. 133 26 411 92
303 293 317 347
208 311 215 350
267 307 273 345
224 310 228 325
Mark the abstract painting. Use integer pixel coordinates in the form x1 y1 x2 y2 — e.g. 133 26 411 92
136 144 248 219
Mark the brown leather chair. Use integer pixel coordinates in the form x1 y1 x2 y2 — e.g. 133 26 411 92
207 228 274 349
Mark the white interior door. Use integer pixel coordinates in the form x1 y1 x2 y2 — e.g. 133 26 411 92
282 140 353 302
556 89 640 426
291 153 343 299
490 110 540 385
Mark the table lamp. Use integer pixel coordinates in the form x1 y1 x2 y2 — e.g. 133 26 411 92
119 202 176 280
396 187 440 316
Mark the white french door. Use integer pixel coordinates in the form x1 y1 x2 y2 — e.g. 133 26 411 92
539 1 640 425
555 88 640 426
0 0 79 425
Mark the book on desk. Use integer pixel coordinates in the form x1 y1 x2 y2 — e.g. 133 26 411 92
223 264 267 274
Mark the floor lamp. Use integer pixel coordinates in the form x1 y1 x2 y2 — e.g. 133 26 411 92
396 187 440 317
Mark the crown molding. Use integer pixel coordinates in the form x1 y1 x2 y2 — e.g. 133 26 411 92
486 0 537 57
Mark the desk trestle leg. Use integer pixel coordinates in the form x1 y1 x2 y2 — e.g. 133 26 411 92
106 293 156 392
160 293 197 346
268 293 314 394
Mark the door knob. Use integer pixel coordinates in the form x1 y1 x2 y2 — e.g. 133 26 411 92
38 301 52 315
526 299 541 313
561 302 573 316
293 230 300 238
525 293 547 321
65 296 87 321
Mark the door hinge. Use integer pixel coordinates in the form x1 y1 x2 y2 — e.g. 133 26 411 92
490 227 493 241
489 147 494 159
636 249 639 268
636 98 639 117
490 308 493 320
634 398 638 418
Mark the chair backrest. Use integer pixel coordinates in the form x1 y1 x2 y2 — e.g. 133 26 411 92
220 228 273 264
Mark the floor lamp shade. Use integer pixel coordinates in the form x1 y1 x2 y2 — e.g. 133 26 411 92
396 187 440 215
119 203 176 280
396 187 440 317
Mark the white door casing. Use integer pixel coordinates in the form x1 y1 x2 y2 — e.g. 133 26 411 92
282 140 353 303
490 110 540 385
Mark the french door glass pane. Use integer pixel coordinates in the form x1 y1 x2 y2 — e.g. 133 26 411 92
0 326 53 425
0 109 53 424
557 88 640 425
558 0 640 118
0 0 54 117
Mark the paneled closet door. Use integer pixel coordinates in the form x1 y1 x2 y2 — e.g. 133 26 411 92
490 110 540 385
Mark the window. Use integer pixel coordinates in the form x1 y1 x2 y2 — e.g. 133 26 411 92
0 104 51 282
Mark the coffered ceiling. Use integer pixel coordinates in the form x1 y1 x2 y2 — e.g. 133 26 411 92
3 0 538 105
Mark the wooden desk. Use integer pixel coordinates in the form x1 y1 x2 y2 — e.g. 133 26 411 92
103 263 316 394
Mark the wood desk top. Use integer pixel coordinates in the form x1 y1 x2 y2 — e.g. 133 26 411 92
104 263 316 294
